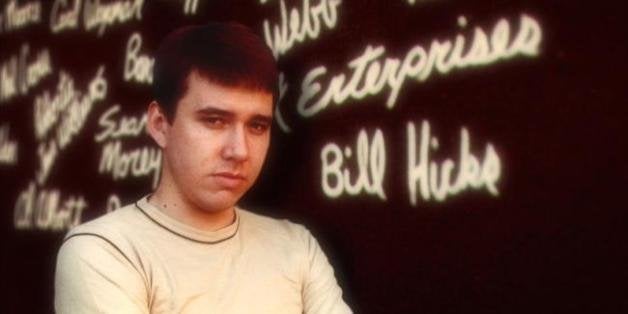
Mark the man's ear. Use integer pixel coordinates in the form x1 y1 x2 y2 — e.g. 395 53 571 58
146 101 170 148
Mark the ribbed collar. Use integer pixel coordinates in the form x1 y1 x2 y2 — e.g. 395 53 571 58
134 195 240 244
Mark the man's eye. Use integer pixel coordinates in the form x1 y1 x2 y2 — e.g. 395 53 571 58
248 122 270 134
205 117 226 127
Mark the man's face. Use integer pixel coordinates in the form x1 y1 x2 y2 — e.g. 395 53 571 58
159 71 273 213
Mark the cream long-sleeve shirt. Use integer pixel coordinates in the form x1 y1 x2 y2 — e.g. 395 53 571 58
55 196 352 314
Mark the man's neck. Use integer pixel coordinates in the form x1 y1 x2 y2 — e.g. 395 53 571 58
148 188 236 232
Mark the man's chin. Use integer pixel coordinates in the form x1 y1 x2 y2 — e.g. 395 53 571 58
194 191 243 213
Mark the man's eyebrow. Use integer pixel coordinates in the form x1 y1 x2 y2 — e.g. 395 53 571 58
195 106 234 117
250 114 273 124
196 106 273 122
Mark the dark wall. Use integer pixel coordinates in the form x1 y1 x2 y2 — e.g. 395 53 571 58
1 0 626 313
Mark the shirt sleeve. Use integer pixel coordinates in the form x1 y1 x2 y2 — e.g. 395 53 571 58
300 227 353 314
54 235 149 314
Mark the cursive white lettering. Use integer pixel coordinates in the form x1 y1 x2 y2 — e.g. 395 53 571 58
182 0 199 15
0 44 52 104
94 104 147 142
98 141 162 188
123 32 154 84
297 14 542 117
106 193 122 212
407 120 500 205
14 182 87 231
321 128 386 200
83 0 144 36
274 72 291 133
34 66 107 184
0 124 18 165
263 0 341 57
50 0 81 33
35 140 57 185
4 0 41 32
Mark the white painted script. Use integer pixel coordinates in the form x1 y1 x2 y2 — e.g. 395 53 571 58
83 0 144 36
296 14 542 117
124 32 154 84
182 0 199 15
34 66 106 140
55 68 106 148
321 128 386 200
0 124 18 165
0 44 52 104
95 103 160 186
274 72 291 133
33 71 75 139
320 122 501 204
94 104 147 142
106 193 122 212
50 0 81 33
406 0 437 5
3 0 41 32
36 140 57 184
407 121 500 205
14 182 87 231
98 140 161 188
34 66 107 184
263 0 341 57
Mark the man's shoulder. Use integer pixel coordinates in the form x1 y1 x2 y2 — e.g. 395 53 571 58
238 208 314 244
57 200 151 274
64 200 144 244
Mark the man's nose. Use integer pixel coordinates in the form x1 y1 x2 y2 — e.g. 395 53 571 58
222 125 249 161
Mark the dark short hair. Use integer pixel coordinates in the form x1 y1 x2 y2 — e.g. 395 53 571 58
152 22 278 121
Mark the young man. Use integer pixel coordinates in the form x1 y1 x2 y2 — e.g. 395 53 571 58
55 23 352 314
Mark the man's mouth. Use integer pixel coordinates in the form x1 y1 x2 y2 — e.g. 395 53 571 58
212 172 246 189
